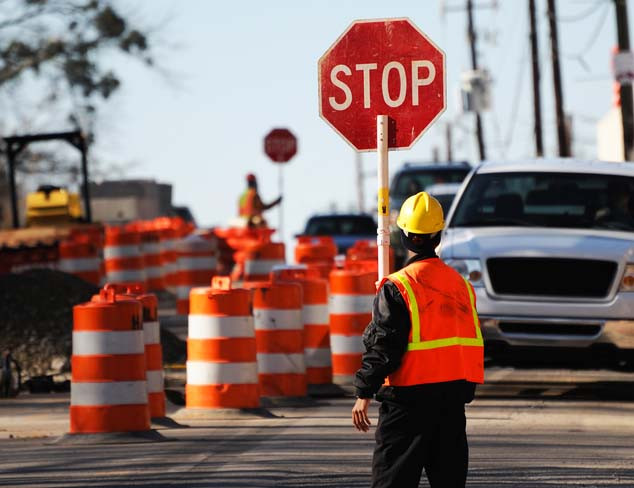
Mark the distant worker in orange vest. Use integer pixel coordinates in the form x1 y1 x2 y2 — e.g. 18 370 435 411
238 173 282 228
352 192 484 488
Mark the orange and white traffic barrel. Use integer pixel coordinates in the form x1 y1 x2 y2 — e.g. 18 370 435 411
346 241 394 274
157 226 178 293
294 236 337 279
329 268 376 385
174 235 217 315
104 226 146 285
246 278 306 397
58 237 102 285
274 267 332 385
104 283 166 419
140 230 165 291
71 288 149 433
243 241 286 282
186 277 259 409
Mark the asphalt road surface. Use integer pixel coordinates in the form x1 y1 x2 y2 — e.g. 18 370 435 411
1 364 634 487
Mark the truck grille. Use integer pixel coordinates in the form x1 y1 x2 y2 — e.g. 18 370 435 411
498 322 601 337
487 257 617 298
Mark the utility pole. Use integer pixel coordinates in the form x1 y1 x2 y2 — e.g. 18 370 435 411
467 0 487 161
432 146 440 162
446 123 454 161
528 0 544 157
355 151 364 213
615 0 634 161
546 0 570 157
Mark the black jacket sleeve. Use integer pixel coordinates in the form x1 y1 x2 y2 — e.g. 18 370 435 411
353 280 411 398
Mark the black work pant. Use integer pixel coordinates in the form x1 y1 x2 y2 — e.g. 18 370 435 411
371 400 468 488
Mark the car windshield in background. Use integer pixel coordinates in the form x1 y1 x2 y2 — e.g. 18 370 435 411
450 172 634 232
391 169 470 199
305 216 376 235
433 194 455 215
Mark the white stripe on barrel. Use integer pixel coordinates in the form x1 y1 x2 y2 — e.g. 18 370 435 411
329 294 375 314
256 353 306 374
186 361 258 385
143 321 161 345
104 245 142 259
245 259 285 275
147 370 164 393
73 331 144 355
188 315 254 339
302 304 329 325
71 381 148 406
58 257 101 273
304 348 333 368
105 270 146 283
253 309 303 330
330 335 365 354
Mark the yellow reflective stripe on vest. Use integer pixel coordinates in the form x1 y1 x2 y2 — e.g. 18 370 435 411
391 273 483 351
392 273 422 343
463 276 483 344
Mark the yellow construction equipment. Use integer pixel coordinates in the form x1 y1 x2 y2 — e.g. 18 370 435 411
25 185 83 227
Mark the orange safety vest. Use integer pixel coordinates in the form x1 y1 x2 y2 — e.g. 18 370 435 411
238 188 260 218
383 258 484 386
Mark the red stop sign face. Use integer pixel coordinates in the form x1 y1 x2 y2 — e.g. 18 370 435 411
264 128 297 163
318 18 445 151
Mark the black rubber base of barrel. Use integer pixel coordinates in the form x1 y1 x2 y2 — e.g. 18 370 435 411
260 396 319 408
49 429 167 445
151 416 189 429
308 383 351 398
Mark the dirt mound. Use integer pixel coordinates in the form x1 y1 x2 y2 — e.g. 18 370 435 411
0 269 186 379
0 269 98 377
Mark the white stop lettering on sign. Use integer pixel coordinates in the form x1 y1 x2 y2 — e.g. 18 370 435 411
328 60 436 111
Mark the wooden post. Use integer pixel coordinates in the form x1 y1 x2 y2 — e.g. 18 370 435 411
377 115 390 280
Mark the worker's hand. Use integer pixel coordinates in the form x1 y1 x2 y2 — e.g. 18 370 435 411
352 397 372 432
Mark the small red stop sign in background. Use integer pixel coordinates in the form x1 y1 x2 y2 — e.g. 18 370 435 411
318 18 445 151
264 128 297 163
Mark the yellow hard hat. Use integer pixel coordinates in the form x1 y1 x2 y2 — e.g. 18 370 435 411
396 192 445 234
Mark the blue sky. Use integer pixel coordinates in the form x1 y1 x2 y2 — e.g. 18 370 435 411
92 0 622 247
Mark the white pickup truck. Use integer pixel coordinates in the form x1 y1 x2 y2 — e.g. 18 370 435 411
440 159 634 363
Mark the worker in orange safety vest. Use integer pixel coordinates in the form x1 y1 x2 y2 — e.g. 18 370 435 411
238 173 282 228
352 191 484 488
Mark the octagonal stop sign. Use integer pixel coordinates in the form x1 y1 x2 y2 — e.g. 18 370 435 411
318 18 445 151
264 128 297 163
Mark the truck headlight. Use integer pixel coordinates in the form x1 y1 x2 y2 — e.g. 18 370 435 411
619 264 634 291
445 258 483 285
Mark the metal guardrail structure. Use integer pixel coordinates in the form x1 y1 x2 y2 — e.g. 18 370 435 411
3 130 91 229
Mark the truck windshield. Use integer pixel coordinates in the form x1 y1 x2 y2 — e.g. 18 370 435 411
305 216 376 235
451 172 634 232
391 169 470 200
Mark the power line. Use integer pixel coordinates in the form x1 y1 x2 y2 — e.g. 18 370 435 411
563 3 611 64
558 0 609 22
502 42 529 157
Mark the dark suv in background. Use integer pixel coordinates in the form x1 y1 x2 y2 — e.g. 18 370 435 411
300 213 376 254
390 161 473 268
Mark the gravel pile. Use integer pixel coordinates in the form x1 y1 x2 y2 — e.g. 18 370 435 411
0 269 185 379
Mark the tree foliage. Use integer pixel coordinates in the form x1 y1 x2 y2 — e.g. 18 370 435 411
0 0 157 181
0 0 154 127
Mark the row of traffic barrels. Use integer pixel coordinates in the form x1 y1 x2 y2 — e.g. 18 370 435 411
185 264 376 409
58 219 219 312
70 283 165 434
57 217 195 288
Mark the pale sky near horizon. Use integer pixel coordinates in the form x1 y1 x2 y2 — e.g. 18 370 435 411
57 0 627 247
